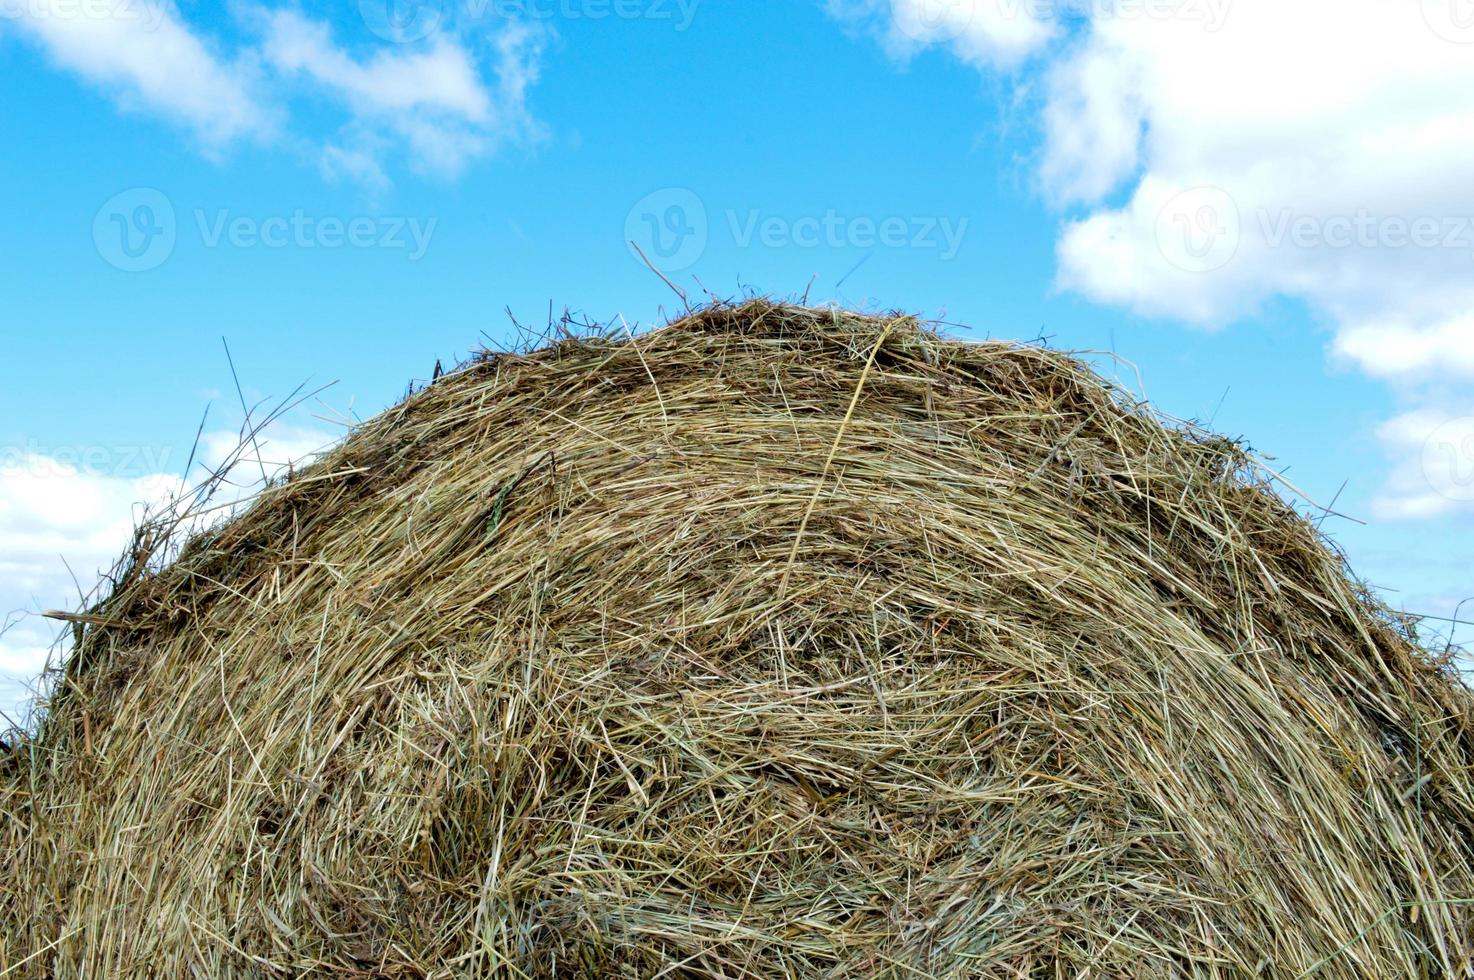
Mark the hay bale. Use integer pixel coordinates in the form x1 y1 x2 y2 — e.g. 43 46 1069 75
3 302 1472 977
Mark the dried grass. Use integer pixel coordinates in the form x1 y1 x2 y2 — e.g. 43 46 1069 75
2 301 1472 977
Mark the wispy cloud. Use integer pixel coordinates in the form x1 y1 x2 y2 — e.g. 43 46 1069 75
0 420 336 724
1334 318 1474 382
825 0 1058 69
1371 409 1474 520
4 1 548 183
4 0 272 146
832 0 1474 520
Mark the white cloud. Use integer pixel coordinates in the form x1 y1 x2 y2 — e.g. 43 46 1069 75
1036 1 1474 517
1334 318 1474 381
490 18 546 130
1372 409 1474 520
0 451 185 725
2 0 271 145
3 2 547 182
1044 1 1474 336
320 133 391 191
261 9 544 179
1039 37 1145 205
0 422 335 725
826 0 1058 69
261 12 490 120
197 423 334 487
838 0 1474 520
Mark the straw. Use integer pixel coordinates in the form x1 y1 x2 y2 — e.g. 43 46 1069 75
2 301 1470 977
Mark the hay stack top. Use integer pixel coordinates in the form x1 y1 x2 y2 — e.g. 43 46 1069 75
6 301 1473 977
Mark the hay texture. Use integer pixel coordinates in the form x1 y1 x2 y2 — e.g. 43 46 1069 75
3 302 1473 977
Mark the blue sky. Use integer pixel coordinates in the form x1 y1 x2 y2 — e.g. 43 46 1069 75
2 0 1472 719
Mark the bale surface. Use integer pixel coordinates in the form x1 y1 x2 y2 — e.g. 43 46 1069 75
3 302 1473 977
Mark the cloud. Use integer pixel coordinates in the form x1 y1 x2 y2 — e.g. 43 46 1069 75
261 9 544 179
197 423 335 487
2 0 271 145
1038 37 1145 205
826 0 1058 69
1036 1 1474 518
1333 318 1474 381
1044 1 1474 347
837 0 1474 520
1371 409 1474 520
320 134 392 191
0 422 335 725
0 450 185 725
3 2 547 182
260 12 490 120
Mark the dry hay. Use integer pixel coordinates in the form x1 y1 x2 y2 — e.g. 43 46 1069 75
2 301 1472 978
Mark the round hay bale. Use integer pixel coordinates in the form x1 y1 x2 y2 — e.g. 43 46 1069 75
3 302 1473 977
